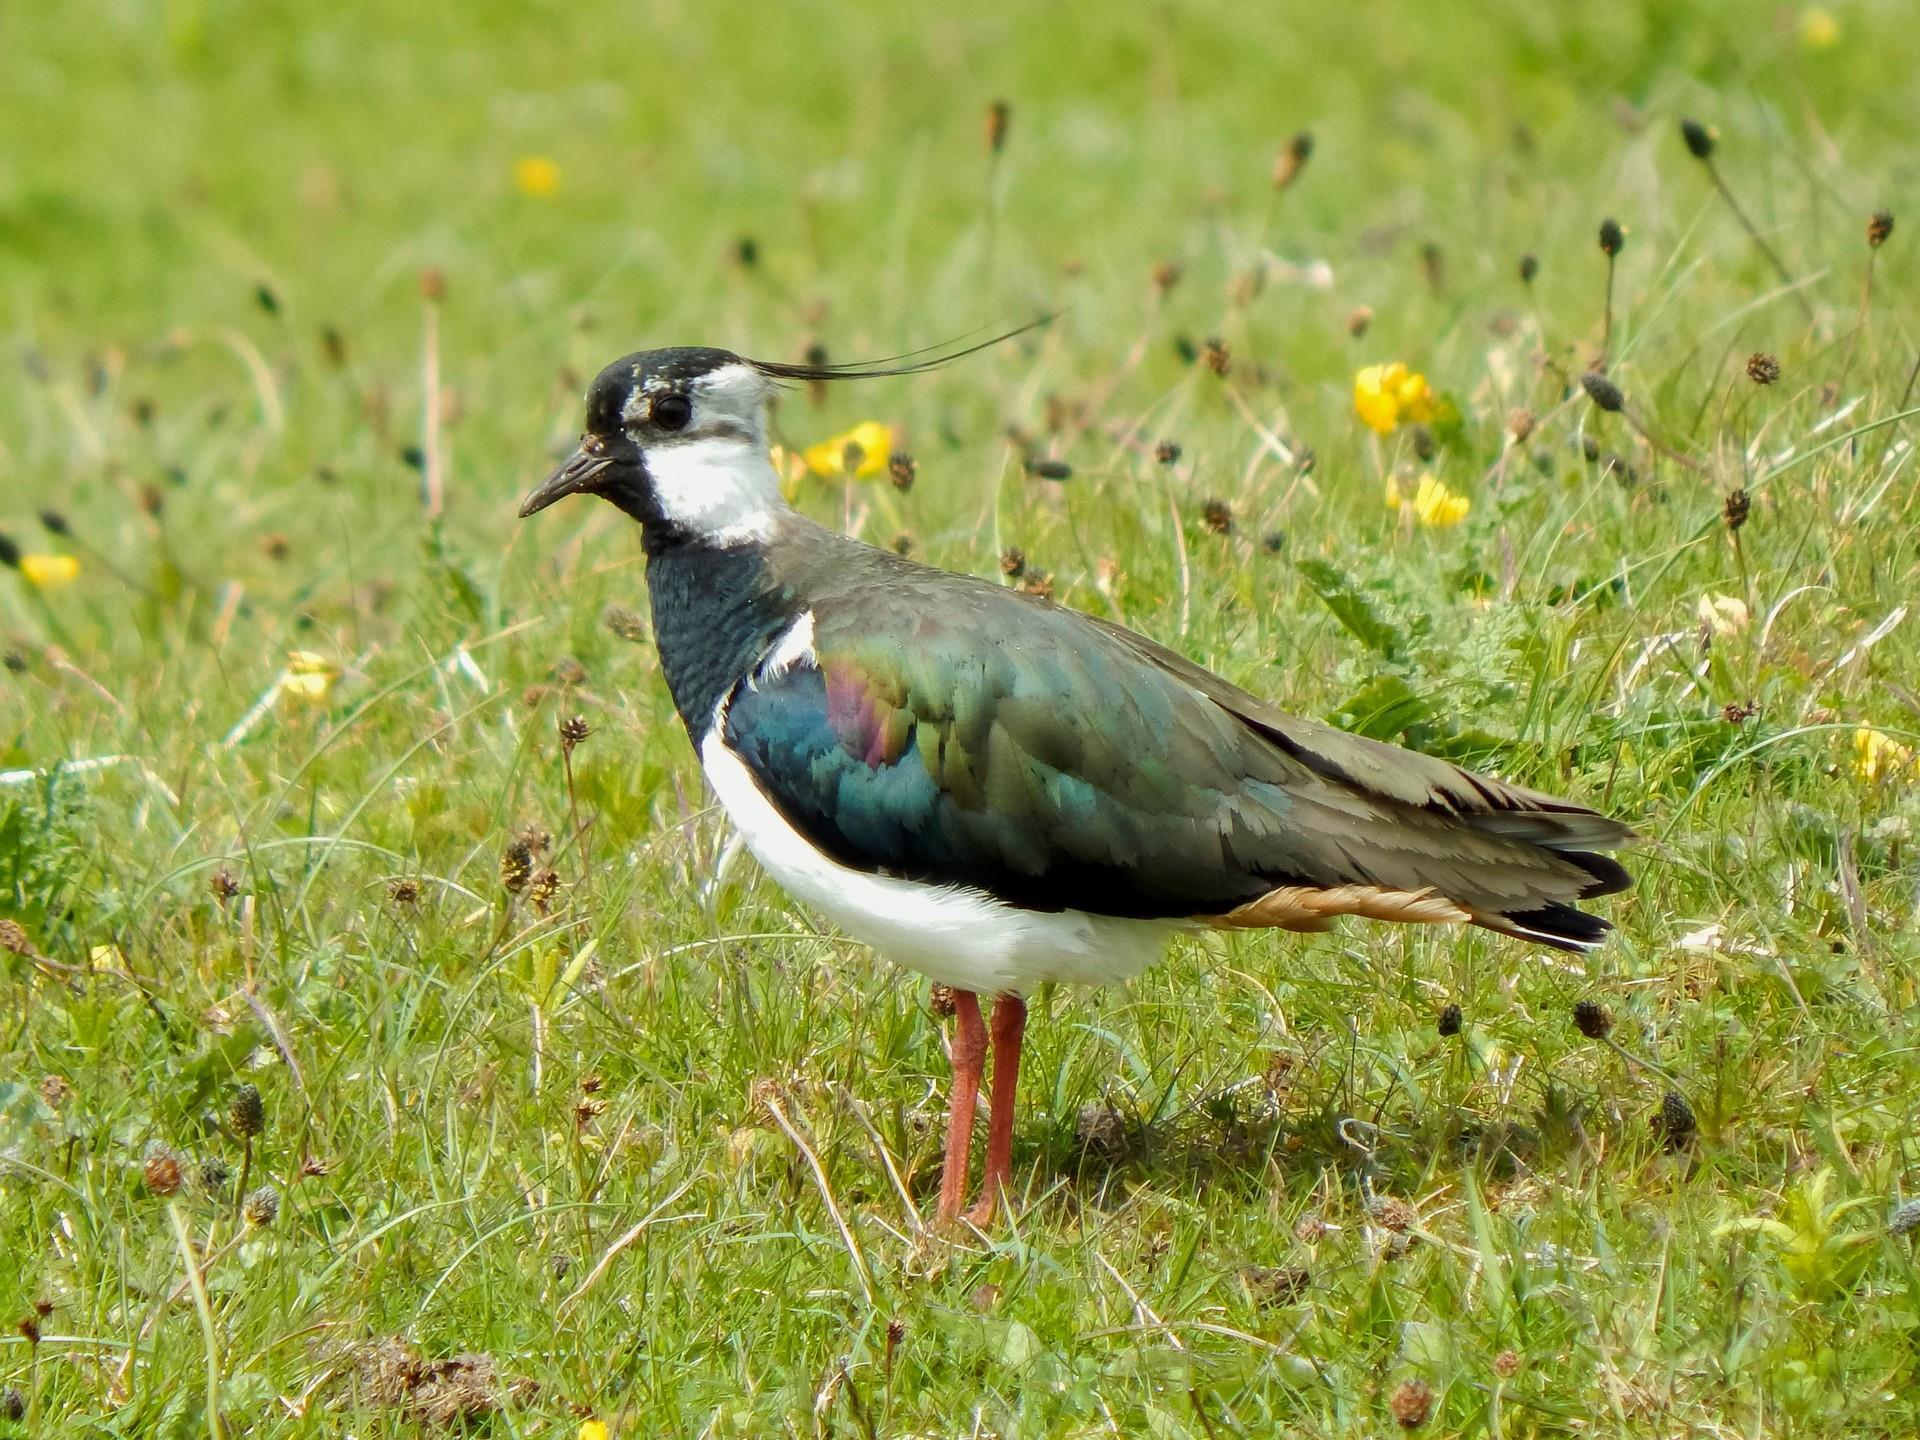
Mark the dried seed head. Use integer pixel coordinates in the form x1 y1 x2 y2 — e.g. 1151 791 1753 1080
559 715 591 752
1517 253 1539 285
1408 424 1438 462
550 655 586 686
1420 241 1445 291
1679 118 1717 160
388 877 421 905
1371 1195 1416 1232
3 652 25 673
1018 569 1055 600
1293 1213 1327 1244
38 1074 71 1108
999 546 1027 579
1201 337 1231 376
0 1386 22 1421
1658 1090 1697 1144
1200 498 1234 535
144 1148 185 1197
500 839 534 894
1598 217 1626 257
17 1315 39 1347
985 99 1011 153
1745 352 1780 386
1154 439 1182 465
1868 210 1895 248
242 1184 280 1228
1151 259 1183 293
887 452 916 490
0 918 30 955
199 1156 232 1197
928 982 958 1018
1074 1101 1133 1155
38 509 70 536
1508 409 1536 444
1723 488 1751 532
0 533 19 569
1025 456 1072 481
1721 700 1758 724
1493 1349 1522 1379
1347 305 1373 339
890 531 914 557
1889 1199 1920 1237
1389 1378 1435 1429
527 868 562 914
228 1083 266 1138
602 604 649 643
1272 130 1314 190
419 267 447 303
1261 530 1287 554
1572 999 1614 1039
1581 372 1625 413
1437 1003 1463 1037
209 867 240 902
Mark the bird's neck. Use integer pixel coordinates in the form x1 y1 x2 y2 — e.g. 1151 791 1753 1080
644 527 802 734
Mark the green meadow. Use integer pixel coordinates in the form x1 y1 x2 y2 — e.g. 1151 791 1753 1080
4 0 1920 1433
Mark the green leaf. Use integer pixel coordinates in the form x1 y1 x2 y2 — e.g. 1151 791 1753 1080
1294 557 1407 660
1328 673 1429 740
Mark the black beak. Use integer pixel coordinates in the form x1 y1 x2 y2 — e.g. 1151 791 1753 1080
518 435 632 518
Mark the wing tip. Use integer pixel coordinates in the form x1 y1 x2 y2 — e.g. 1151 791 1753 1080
1471 901 1615 952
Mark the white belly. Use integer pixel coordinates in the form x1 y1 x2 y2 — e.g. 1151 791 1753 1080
699 736 1174 994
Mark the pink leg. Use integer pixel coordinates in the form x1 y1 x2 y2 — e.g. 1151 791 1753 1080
936 991 986 1224
965 994 1027 1225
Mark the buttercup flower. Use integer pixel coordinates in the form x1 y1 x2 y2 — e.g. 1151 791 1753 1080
19 554 80 591
802 420 893 480
282 650 337 703
513 156 561 197
579 1422 610 1440
1855 727 1915 783
1799 7 1839 48
1385 472 1470 529
1353 363 1436 435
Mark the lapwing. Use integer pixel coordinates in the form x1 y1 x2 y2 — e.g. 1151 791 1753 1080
518 333 1636 1225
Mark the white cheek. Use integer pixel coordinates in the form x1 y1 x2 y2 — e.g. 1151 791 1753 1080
646 436 784 545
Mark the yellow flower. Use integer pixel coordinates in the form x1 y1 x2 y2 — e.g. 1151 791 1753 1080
282 650 337 703
1353 362 1436 435
801 420 892 479
513 156 561 197
1799 7 1840 48
19 553 80 591
1386 473 1469 528
1854 727 1915 783
579 1423 610 1440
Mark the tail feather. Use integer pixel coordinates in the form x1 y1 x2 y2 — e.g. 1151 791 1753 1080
1469 901 1614 952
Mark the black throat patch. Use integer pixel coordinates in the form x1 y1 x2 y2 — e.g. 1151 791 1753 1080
644 535 799 732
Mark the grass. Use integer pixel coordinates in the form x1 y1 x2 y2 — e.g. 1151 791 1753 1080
4 0 1920 1433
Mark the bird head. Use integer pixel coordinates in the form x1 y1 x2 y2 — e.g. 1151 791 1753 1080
519 347 783 547
520 319 1054 548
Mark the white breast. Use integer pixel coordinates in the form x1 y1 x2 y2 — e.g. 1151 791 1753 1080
698 734 1174 995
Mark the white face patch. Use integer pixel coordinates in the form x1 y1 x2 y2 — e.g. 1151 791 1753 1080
632 362 787 546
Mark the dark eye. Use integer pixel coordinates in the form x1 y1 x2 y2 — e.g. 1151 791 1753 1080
650 394 692 432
